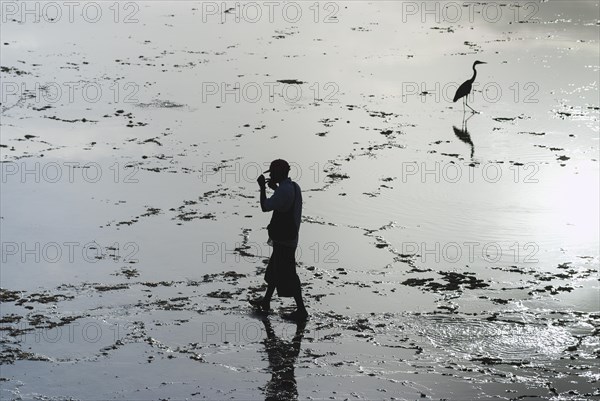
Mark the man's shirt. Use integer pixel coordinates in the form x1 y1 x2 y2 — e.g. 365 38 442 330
264 178 302 248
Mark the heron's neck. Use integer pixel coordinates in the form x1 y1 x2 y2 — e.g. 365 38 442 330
470 65 478 82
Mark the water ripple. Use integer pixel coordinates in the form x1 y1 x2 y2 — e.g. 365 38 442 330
404 315 577 364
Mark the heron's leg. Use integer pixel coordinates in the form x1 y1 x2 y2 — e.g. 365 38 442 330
465 97 477 113
465 111 474 125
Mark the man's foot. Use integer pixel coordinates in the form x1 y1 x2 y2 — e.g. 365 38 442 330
248 297 270 313
283 309 309 322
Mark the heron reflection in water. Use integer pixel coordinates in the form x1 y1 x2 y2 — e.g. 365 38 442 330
453 112 475 159
260 317 306 401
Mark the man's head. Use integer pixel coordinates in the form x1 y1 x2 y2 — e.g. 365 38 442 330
264 159 290 183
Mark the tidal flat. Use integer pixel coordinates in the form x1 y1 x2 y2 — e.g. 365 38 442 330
1 1 599 400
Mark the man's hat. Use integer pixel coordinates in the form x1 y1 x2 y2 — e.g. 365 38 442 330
263 159 290 174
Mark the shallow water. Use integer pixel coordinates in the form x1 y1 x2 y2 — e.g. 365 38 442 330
1 1 599 400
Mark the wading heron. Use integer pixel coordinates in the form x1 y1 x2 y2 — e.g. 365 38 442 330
453 61 486 113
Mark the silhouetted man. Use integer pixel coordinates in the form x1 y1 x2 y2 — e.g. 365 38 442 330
251 159 308 321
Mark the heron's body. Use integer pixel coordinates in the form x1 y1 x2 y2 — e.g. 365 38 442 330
453 61 486 113
453 80 473 103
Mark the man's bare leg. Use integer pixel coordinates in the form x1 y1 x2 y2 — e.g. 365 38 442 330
262 284 275 308
250 284 275 312
293 288 308 317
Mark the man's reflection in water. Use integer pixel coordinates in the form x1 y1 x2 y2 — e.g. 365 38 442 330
261 318 306 401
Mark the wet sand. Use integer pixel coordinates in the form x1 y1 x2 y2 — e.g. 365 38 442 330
1 1 599 400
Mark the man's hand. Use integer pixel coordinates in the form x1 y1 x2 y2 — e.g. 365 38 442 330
258 174 268 212
267 178 278 190
257 174 266 189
